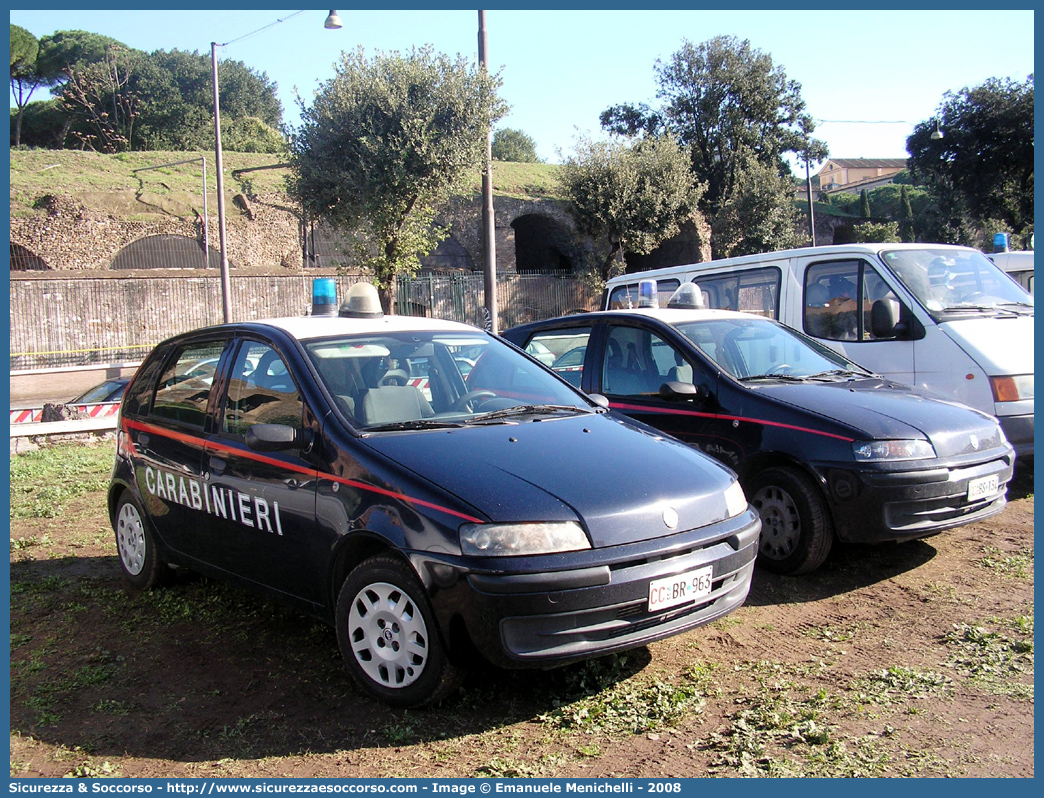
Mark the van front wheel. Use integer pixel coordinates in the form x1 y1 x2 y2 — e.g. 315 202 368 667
748 466 833 575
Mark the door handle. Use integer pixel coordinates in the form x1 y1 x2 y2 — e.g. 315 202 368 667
209 455 227 475
138 432 150 447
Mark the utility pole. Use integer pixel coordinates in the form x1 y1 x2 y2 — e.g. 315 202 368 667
477 10 498 333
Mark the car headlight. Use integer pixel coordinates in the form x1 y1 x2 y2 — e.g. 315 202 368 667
852 439 936 461
459 521 591 557
724 481 747 518
990 374 1034 402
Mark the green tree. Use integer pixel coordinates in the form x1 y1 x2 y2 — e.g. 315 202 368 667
58 43 145 152
290 45 506 312
491 128 540 162
711 148 800 257
859 189 871 218
559 134 703 284
600 36 826 257
10 25 43 146
854 221 900 243
898 184 914 242
907 75 1034 239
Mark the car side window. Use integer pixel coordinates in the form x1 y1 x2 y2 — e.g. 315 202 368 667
602 326 685 396
151 341 227 429
526 328 591 388
222 342 303 437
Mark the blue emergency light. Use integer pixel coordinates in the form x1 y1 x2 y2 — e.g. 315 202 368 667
311 278 338 316
993 232 1009 253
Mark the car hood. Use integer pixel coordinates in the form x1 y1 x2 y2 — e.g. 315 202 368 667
940 315 1034 375
364 412 740 548
756 378 1006 457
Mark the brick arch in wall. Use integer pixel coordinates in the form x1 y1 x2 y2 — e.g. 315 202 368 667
110 234 223 270
510 213 578 274
10 243 51 271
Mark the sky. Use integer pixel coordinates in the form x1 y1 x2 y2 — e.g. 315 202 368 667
9 7 1036 172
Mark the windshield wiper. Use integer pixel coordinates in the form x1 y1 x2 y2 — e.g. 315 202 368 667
807 368 869 380
364 418 465 432
464 404 593 424
738 373 808 382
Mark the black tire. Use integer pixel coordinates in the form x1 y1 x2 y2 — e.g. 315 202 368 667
113 492 171 590
335 556 461 707
747 466 833 575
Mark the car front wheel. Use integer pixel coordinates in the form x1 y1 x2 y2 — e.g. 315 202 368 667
748 466 833 575
335 556 461 707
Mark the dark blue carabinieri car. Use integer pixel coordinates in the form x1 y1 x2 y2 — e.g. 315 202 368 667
108 285 759 707
503 291 1014 576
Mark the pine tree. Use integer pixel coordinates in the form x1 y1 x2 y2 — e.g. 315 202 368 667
860 189 871 218
898 184 914 242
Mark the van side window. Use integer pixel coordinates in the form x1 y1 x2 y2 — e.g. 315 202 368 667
607 279 680 309
692 267 781 319
804 260 903 342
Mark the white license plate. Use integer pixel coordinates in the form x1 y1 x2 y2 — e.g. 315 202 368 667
648 565 713 612
967 474 1000 502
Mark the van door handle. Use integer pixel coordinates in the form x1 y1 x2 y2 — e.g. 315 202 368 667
208 455 227 475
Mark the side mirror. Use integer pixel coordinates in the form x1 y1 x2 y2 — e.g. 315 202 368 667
870 298 900 339
659 381 710 403
246 424 313 452
587 393 610 409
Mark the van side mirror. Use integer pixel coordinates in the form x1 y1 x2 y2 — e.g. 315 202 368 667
871 299 925 341
870 298 900 338
246 423 313 452
659 381 710 404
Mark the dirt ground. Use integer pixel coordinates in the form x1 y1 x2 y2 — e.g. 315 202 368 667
9 449 1034 779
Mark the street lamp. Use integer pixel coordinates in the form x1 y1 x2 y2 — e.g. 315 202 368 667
212 11 341 323
930 119 944 140
478 10 497 334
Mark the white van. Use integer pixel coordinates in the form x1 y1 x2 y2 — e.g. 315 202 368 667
604 243 1034 458
988 250 1033 294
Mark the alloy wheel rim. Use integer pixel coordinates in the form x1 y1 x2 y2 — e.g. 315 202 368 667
348 581 429 689
116 503 147 576
752 485 801 560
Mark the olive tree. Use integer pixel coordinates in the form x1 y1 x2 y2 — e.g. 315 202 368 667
290 45 505 312
559 134 704 284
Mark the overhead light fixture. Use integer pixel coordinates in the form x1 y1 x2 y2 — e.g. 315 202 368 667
325 10 343 29
930 120 944 140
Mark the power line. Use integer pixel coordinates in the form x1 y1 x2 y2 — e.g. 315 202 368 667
217 10 306 48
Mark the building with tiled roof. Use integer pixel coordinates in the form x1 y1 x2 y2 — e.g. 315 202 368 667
816 158 907 191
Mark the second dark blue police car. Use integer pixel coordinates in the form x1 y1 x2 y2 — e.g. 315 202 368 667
109 284 759 706
503 283 1015 576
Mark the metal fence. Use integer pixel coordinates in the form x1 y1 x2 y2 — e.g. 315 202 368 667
10 273 600 370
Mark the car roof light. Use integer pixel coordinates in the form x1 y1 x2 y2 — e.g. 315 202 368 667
339 283 384 318
667 282 706 309
638 279 658 308
311 278 338 316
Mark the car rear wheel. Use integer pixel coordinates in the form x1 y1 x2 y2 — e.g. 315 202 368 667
336 556 461 707
113 492 171 590
748 466 833 575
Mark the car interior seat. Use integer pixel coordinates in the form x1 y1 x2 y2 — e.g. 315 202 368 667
604 338 644 395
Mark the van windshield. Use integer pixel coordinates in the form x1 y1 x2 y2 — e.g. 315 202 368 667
880 248 1033 318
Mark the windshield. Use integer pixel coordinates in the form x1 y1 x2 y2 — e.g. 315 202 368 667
674 317 867 380
305 331 593 431
881 248 1033 316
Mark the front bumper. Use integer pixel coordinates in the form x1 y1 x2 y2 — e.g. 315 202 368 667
416 510 760 669
998 413 1033 459
822 449 1015 544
